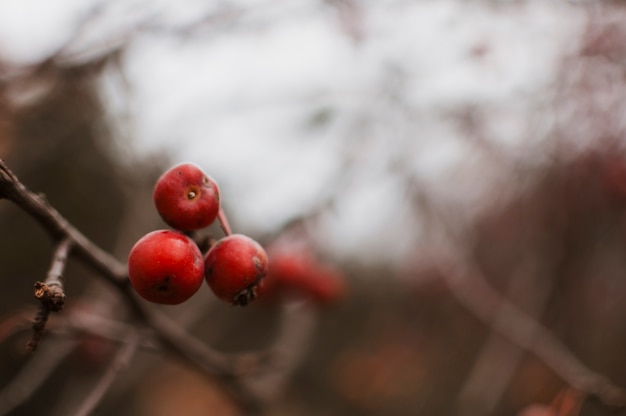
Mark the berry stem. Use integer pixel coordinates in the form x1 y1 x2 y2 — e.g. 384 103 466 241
218 207 232 236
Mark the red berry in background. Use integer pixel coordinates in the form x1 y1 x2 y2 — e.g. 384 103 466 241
128 230 204 305
204 234 268 306
602 154 626 199
516 404 557 416
153 162 220 231
259 249 346 305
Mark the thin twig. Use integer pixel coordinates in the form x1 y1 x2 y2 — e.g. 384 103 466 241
456 250 561 415
74 333 140 416
0 339 77 416
0 159 261 411
439 253 626 409
242 301 318 401
27 238 73 351
406 177 626 410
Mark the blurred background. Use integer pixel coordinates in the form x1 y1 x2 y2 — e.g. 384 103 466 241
1 0 626 415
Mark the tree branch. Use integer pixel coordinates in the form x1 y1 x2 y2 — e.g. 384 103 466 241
0 159 262 411
74 333 140 416
0 339 77 416
439 253 626 409
27 237 73 351
406 176 626 410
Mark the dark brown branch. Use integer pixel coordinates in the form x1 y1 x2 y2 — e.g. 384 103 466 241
26 238 73 351
0 159 261 411
35 237 72 311
64 309 157 350
0 161 127 282
25 307 50 352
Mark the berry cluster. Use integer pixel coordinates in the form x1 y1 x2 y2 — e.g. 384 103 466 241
127 163 268 306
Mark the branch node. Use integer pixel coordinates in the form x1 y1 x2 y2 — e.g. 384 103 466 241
26 238 72 351
33 281 65 312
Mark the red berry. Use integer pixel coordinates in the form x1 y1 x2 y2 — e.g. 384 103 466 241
204 234 268 306
128 230 204 304
153 162 220 231
259 249 346 305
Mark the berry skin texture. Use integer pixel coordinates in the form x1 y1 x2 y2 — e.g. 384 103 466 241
128 230 204 305
153 162 220 231
204 234 268 306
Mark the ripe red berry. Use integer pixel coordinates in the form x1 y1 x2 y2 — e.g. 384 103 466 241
128 230 204 305
259 249 346 305
204 234 268 306
153 162 220 231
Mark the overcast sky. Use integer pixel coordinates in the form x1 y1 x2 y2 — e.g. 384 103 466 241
0 0 586 266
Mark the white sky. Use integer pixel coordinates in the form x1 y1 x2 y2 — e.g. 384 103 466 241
0 0 586 266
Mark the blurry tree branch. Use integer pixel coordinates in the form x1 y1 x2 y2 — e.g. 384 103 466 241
439 253 626 409
74 332 140 416
0 339 77 416
27 237 72 351
0 158 316 413
242 301 318 400
407 177 626 411
456 253 559 415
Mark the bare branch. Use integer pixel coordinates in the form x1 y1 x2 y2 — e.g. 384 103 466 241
0 159 127 282
0 339 77 416
439 253 626 409
74 333 140 416
27 237 73 351
456 251 560 415
243 301 318 400
406 174 626 410
0 159 261 411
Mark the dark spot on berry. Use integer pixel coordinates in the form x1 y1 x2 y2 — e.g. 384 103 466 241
202 176 209 186
156 276 172 292
232 284 258 306
187 190 197 199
